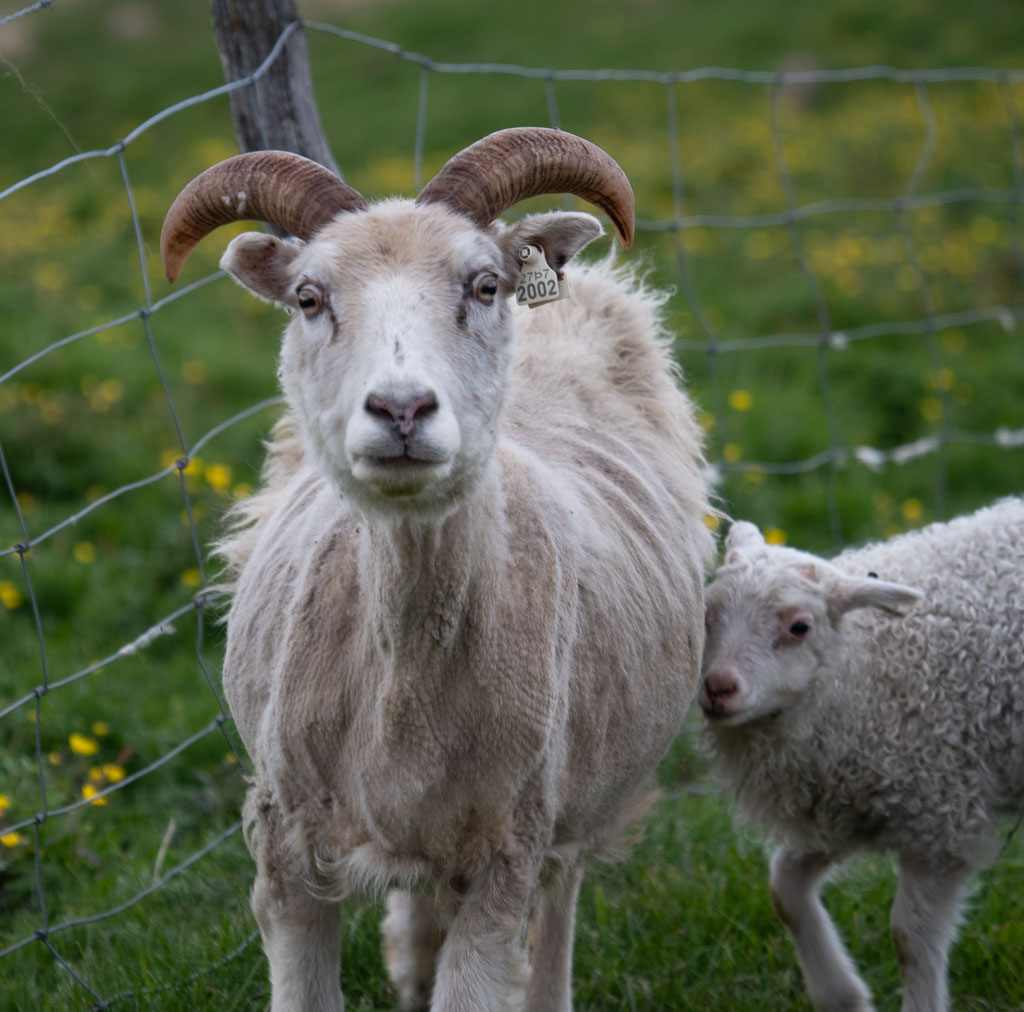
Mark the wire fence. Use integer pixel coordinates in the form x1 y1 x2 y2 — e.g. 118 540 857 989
2 8 1023 1008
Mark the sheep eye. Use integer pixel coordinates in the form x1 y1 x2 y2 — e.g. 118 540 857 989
789 620 810 638
471 271 499 305
296 284 323 318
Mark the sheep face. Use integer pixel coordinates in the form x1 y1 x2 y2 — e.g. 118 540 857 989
699 522 922 726
220 202 603 517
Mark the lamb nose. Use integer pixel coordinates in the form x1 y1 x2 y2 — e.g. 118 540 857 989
704 668 739 701
365 392 438 436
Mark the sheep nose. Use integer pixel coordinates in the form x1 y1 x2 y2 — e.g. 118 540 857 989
365 390 438 437
700 667 741 715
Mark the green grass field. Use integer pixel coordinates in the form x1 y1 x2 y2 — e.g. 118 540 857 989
2 0 1023 1008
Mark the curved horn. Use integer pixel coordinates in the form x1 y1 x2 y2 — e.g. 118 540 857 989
160 150 369 283
415 127 635 249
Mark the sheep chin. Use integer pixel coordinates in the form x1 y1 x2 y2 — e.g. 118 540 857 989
351 455 455 500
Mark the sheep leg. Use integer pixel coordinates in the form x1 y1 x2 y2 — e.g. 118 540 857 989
890 860 969 1012
251 871 345 1012
524 863 584 1012
431 855 535 1012
382 889 445 1012
769 846 874 1012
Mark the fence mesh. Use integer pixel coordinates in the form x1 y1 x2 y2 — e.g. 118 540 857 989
1 9 1022 1007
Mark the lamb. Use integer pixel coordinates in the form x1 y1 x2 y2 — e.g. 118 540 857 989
698 499 1024 1012
160 128 714 1012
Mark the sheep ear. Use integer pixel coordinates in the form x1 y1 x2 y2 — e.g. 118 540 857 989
724 521 765 563
220 232 304 308
826 574 924 617
502 211 603 272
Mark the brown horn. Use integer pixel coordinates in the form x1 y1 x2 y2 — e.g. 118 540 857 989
160 150 369 283
415 127 635 249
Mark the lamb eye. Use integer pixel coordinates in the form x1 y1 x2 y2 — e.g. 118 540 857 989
471 272 499 305
789 620 810 638
297 284 323 318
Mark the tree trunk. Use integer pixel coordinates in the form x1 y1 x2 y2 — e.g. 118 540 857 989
209 0 341 179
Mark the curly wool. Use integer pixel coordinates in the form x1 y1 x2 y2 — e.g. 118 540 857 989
705 497 1024 870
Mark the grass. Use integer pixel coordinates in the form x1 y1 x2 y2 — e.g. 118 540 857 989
1 0 1023 1007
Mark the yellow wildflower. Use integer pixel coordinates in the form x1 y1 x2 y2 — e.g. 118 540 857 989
728 390 753 412
73 542 96 564
88 767 104 782
901 498 924 522
102 764 126 783
0 581 22 610
0 793 10 814
182 569 202 589
723 443 742 463
764 527 787 545
1 831 25 847
204 463 232 493
81 783 107 806
100 379 124 404
69 733 100 756
92 721 110 736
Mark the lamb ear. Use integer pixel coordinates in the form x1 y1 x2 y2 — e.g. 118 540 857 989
501 212 603 272
825 574 924 617
220 232 304 307
724 520 765 563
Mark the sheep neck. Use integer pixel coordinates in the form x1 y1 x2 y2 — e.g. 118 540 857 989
356 474 503 671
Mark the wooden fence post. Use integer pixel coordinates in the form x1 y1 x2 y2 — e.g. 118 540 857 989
209 0 341 179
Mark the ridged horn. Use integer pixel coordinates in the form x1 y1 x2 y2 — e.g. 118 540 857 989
160 150 369 283
415 127 635 249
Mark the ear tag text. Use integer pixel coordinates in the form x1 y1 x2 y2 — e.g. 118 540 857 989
515 245 570 308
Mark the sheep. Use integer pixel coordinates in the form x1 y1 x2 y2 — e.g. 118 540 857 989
160 128 714 1012
698 500 1024 1012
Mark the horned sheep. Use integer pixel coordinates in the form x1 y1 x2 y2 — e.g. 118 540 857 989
161 128 714 1011
699 499 1024 1012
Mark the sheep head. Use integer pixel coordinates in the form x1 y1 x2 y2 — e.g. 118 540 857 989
160 128 635 517
699 523 923 726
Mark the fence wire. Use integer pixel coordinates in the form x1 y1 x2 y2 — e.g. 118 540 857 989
1 11 1023 1008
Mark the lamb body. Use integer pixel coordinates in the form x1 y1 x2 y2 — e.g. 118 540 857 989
161 131 713 1011
699 499 1024 1012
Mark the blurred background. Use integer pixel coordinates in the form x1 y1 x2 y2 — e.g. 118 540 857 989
1 1 1022 1008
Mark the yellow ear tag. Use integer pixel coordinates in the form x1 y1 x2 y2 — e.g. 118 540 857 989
515 245 570 308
